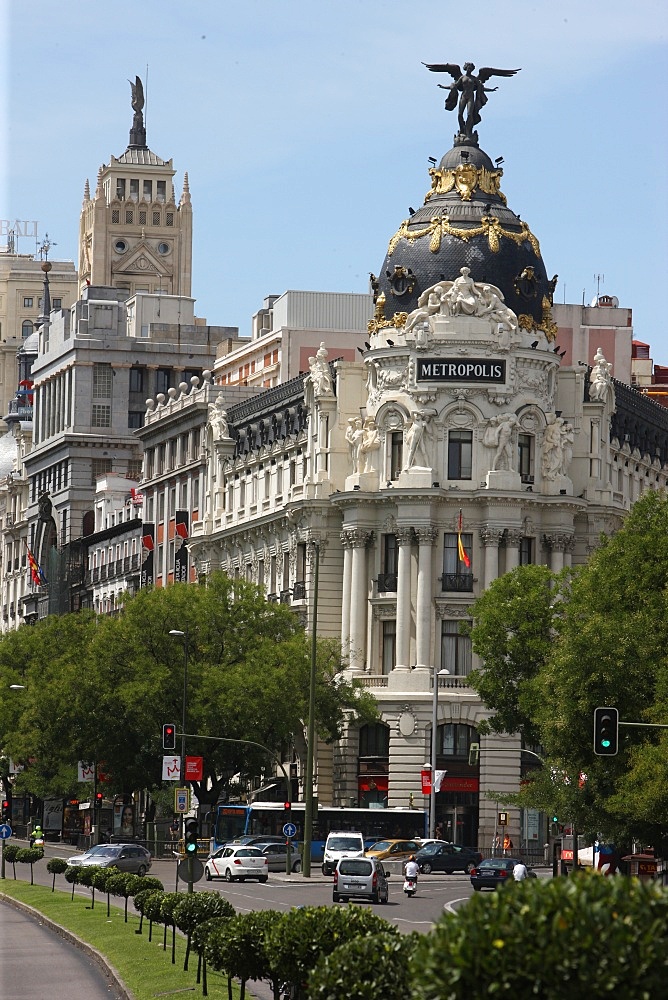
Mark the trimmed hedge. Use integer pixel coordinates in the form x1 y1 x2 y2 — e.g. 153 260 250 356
310 930 416 1000
411 871 668 999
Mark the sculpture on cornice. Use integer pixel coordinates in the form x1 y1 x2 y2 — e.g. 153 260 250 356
589 348 613 403
360 417 381 473
541 413 574 480
402 272 518 350
404 413 432 469
483 413 519 471
479 284 520 351
306 342 333 397
442 266 479 315
423 61 520 138
207 396 229 441
345 417 365 474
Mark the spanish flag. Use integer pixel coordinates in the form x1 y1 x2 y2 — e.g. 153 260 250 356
457 510 471 568
26 543 47 587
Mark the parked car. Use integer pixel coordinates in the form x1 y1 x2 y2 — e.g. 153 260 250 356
322 831 365 876
416 842 483 874
228 835 287 847
333 856 390 904
470 857 538 890
253 840 302 873
365 839 423 862
204 845 269 882
67 843 152 875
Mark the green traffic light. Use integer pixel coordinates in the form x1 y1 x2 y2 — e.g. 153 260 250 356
185 841 197 853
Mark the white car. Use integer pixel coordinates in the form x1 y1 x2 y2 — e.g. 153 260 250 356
204 845 269 883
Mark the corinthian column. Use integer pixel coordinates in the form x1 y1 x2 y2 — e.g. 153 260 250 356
395 526 414 670
340 531 354 656
348 529 373 671
480 527 503 587
415 527 438 670
543 532 572 572
504 529 522 572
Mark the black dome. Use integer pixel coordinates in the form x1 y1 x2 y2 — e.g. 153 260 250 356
375 137 552 329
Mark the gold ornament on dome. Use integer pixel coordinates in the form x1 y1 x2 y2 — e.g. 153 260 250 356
426 163 507 204
517 302 558 343
387 214 541 258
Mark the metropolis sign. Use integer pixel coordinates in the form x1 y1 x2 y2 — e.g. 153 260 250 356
417 358 506 383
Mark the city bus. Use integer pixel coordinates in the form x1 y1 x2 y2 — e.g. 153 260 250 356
212 801 428 861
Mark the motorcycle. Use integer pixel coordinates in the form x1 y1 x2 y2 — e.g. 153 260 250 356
403 876 417 897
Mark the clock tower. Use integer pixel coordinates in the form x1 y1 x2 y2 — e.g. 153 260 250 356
78 76 192 299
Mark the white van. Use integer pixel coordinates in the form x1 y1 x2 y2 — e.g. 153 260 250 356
322 830 365 875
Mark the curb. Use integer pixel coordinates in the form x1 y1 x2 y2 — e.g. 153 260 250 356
0 892 132 1000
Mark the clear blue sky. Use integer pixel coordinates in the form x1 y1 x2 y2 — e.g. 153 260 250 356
2 1 667 356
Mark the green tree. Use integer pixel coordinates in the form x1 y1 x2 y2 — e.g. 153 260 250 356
466 563 559 745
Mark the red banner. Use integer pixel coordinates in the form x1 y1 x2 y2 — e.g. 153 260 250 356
421 769 432 795
185 756 203 781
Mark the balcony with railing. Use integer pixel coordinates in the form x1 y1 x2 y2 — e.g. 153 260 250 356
376 573 398 593
440 573 474 592
292 580 306 601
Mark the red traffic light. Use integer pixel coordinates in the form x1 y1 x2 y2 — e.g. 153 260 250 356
284 802 292 811
162 723 177 751
95 792 103 804
2 800 8 811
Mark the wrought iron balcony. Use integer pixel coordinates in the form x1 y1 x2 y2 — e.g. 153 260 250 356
292 580 306 600
377 573 398 593
440 572 474 592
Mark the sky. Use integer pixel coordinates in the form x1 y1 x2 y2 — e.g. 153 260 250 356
2 0 667 354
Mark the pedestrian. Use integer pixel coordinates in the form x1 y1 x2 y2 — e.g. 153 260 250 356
513 860 528 881
492 834 501 853
503 834 513 855
435 823 443 841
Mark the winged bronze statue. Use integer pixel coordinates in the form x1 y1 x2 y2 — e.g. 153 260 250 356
128 75 145 114
423 62 520 137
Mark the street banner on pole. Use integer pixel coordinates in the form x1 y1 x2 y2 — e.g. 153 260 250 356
185 756 203 781
163 756 181 781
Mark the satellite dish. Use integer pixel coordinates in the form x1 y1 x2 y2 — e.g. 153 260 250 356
610 296 619 307
590 296 599 307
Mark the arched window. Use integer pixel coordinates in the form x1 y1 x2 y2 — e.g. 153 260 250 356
436 723 478 760
22 320 33 338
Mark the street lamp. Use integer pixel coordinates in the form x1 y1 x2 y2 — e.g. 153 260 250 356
302 539 320 878
169 628 191 891
429 667 449 838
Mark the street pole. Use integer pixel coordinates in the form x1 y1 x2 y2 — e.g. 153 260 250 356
169 628 192 892
302 539 320 878
429 667 448 838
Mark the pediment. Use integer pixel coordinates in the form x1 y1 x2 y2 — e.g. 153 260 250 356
114 242 170 277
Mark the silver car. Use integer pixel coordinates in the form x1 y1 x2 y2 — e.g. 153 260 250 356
333 856 390 904
253 841 302 873
67 843 152 875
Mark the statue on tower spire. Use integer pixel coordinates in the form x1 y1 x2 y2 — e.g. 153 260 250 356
127 75 147 149
422 61 520 143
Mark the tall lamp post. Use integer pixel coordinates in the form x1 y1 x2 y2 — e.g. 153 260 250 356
302 539 320 878
169 628 191 890
429 667 449 838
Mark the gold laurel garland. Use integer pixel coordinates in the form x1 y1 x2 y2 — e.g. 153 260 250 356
387 215 541 259
426 165 507 205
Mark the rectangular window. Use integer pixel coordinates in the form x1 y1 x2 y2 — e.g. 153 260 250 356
381 620 396 675
127 460 142 480
441 533 473 591
112 209 120 224
92 458 112 483
143 180 152 201
158 493 165 522
129 367 145 393
139 209 147 226
166 212 174 226
116 179 126 200
518 434 534 483
390 432 403 481
125 210 134 224
152 211 161 226
378 534 398 592
129 179 139 201
128 411 143 429
155 369 172 395
52 298 62 310
93 363 113 398
258 559 265 589
23 297 33 308
156 180 166 203
92 404 111 427
519 536 534 566
441 621 472 676
448 430 473 480
193 478 200 511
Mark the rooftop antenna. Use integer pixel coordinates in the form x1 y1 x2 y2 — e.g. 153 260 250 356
594 273 604 302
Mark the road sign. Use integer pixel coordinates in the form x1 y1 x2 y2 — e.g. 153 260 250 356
0 823 12 839
177 858 204 883
283 822 297 839
498 812 508 826
174 788 189 814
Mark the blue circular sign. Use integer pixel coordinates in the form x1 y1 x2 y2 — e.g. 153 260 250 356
283 822 297 839
0 823 12 840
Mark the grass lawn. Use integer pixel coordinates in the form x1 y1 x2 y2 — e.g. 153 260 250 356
0 878 242 1000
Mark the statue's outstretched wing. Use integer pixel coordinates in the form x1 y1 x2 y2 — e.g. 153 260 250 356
422 62 461 79
128 75 144 112
477 67 521 83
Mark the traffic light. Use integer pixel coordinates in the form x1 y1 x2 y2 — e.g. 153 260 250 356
162 723 177 751
1 799 8 819
184 817 198 854
95 792 103 806
593 706 619 756
284 802 292 813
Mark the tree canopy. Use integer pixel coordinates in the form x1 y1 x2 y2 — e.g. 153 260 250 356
467 491 668 850
0 573 377 808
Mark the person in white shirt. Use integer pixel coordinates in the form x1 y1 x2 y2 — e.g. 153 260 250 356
404 856 420 880
513 861 528 881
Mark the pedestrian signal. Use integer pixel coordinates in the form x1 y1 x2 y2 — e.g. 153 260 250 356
593 707 619 756
162 723 177 751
